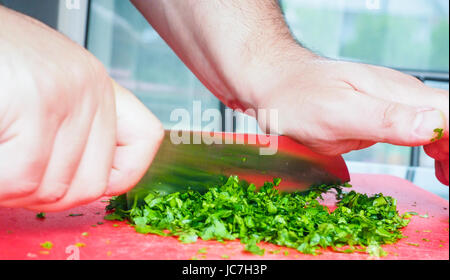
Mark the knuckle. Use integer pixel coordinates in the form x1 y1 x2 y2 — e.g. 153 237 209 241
142 116 165 143
70 55 108 95
380 103 398 130
0 160 46 200
396 71 422 85
0 180 40 201
80 179 108 202
34 183 70 204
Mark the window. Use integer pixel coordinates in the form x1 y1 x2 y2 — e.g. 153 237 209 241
281 0 449 72
87 0 220 130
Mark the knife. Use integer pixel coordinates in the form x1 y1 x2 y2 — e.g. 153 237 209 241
126 130 350 206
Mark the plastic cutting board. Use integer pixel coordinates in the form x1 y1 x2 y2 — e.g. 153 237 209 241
0 173 448 260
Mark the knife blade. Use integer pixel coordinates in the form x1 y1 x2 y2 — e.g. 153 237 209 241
126 130 350 206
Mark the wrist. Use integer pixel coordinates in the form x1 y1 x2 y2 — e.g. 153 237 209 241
230 43 318 111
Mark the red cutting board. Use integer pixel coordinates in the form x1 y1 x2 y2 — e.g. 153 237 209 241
0 173 448 260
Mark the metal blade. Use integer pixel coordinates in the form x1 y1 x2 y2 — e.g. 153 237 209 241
126 130 349 206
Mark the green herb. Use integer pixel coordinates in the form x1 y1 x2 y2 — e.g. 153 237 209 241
245 242 265 256
178 231 197 243
402 211 418 219
36 212 46 219
81 232 89 237
366 244 388 257
105 176 409 256
419 214 429 219
221 254 230 259
68 213 83 217
407 242 420 247
431 128 444 142
40 241 53 250
197 248 207 254
104 212 124 221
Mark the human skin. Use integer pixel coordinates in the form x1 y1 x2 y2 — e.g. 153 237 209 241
131 0 449 185
0 6 164 211
0 1 448 212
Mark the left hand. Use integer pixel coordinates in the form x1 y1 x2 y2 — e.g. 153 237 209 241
246 55 449 185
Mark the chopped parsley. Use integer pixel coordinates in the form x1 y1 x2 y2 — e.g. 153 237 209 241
68 213 83 217
105 176 410 256
36 212 46 219
197 248 207 254
431 128 444 142
40 241 53 250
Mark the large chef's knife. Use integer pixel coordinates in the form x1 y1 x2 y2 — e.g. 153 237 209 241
126 130 350 206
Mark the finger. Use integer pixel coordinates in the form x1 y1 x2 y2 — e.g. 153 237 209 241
0 103 53 202
105 81 164 196
348 64 449 135
330 91 446 146
435 160 449 186
384 86 450 137
424 139 449 161
27 84 116 212
0 103 96 207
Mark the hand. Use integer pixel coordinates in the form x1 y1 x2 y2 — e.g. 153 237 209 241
0 7 164 211
249 54 449 184
131 0 448 185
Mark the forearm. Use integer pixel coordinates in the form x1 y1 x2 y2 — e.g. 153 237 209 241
131 0 312 111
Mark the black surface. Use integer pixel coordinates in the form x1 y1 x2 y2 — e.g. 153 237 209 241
2 0 60 29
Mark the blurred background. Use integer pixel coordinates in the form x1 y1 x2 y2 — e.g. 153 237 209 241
2 0 449 198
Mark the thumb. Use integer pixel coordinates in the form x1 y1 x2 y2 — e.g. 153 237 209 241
105 80 164 196
332 92 446 146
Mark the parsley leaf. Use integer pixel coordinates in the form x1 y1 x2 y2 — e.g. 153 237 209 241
431 128 444 142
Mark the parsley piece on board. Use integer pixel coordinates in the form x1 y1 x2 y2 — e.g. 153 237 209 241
40 241 53 250
36 212 46 219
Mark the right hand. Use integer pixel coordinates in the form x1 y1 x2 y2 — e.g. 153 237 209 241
0 7 164 211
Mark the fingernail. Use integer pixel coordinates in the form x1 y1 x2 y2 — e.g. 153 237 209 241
413 109 445 139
